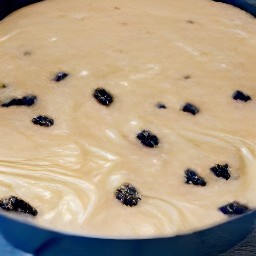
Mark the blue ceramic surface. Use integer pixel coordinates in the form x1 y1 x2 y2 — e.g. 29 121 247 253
0 1 256 255
0 235 31 256
213 0 256 16
0 211 256 256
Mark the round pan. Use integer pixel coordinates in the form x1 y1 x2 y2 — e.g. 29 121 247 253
0 210 256 256
0 1 256 255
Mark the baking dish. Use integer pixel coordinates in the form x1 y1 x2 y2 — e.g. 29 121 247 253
0 1 256 255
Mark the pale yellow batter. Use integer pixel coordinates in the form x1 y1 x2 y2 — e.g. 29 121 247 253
0 0 256 237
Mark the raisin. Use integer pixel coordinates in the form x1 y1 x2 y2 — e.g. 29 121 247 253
0 196 38 216
156 103 167 109
115 183 141 207
182 103 199 115
210 164 230 180
32 115 54 127
185 169 206 186
93 88 114 106
53 72 69 82
1 95 37 107
137 130 159 148
232 90 252 102
219 201 251 215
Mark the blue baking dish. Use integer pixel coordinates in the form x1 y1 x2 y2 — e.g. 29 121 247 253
0 1 256 255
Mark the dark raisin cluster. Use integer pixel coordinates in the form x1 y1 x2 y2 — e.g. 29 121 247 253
182 103 200 115
0 196 38 216
115 183 141 207
219 201 251 215
210 164 231 180
32 115 54 127
93 88 114 106
232 90 251 102
185 169 206 186
137 130 159 148
53 72 69 82
1 95 37 107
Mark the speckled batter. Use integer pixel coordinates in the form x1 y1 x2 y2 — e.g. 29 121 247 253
0 0 255 237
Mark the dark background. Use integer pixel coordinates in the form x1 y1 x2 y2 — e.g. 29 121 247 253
223 229 256 255
0 0 43 20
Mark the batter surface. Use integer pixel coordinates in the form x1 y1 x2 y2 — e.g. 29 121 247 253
0 0 256 237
